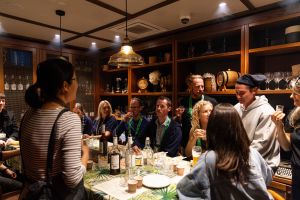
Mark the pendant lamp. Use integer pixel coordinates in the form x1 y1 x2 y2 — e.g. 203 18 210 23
108 0 144 67
56 10 65 56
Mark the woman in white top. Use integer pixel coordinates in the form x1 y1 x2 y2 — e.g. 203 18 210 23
20 58 89 199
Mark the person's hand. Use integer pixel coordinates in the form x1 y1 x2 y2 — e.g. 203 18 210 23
82 134 90 139
0 140 5 148
271 111 285 128
5 138 15 146
123 112 132 122
175 106 185 118
5 168 17 179
193 129 206 141
132 145 141 154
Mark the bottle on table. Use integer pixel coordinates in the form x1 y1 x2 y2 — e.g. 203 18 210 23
125 133 135 168
143 137 153 166
110 135 120 175
98 124 108 167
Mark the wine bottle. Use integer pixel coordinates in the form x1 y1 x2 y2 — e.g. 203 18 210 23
125 133 135 168
110 136 120 175
143 137 153 166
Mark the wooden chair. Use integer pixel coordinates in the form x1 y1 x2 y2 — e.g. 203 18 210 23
268 189 285 200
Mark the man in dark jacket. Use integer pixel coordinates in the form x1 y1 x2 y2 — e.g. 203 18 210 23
175 74 217 153
133 96 182 157
0 93 19 148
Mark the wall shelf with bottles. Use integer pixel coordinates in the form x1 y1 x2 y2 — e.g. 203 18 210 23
248 14 300 94
175 29 242 99
1 47 34 124
131 92 172 96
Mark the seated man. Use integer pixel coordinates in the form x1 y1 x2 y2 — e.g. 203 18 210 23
133 96 182 157
0 93 19 148
72 103 93 138
0 148 22 194
115 98 149 144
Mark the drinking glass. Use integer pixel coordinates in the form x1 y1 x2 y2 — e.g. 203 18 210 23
192 146 202 167
276 105 284 112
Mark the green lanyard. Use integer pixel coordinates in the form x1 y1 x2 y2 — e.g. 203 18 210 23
156 117 171 147
128 116 143 136
188 95 204 116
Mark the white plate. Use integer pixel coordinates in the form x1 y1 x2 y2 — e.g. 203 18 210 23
142 174 171 188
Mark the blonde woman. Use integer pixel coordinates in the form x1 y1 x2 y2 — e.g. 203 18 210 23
185 100 213 157
92 100 118 141
271 78 300 200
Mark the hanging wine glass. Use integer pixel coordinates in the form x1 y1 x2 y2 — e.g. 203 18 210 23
202 39 215 55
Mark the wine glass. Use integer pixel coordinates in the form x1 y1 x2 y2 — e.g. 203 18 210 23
265 72 273 90
273 72 282 90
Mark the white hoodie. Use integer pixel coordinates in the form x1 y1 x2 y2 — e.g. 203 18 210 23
234 95 280 168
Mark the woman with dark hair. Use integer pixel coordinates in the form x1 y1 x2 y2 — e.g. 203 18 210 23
93 100 118 141
272 77 300 200
19 58 89 199
177 103 273 200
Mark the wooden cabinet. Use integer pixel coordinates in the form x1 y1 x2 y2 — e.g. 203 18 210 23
0 38 98 120
99 42 174 115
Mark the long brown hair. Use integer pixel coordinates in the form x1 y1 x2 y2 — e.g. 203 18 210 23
206 103 250 182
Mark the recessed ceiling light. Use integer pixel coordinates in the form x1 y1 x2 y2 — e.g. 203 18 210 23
91 42 96 46
55 34 60 38
219 2 227 7
115 35 120 39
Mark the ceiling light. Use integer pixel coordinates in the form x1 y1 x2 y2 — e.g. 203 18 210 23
91 42 96 46
219 2 227 7
108 0 144 67
55 9 65 56
115 35 120 39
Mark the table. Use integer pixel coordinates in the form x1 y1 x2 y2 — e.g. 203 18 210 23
84 157 189 200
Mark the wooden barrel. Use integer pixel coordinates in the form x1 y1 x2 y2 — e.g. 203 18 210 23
216 70 241 87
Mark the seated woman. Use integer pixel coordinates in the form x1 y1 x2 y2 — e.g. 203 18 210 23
72 103 93 138
185 100 213 157
0 149 22 194
93 100 118 141
177 103 273 200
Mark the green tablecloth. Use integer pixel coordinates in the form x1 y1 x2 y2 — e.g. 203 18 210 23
84 165 179 200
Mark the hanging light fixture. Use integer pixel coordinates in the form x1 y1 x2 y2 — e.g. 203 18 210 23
55 9 65 56
108 0 144 67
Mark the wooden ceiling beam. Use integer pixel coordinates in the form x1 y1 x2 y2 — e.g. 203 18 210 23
86 0 127 16
240 0 256 10
64 0 179 43
0 12 114 43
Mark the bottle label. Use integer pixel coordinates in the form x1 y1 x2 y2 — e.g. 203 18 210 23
11 84 16 91
4 83 9 90
111 154 120 170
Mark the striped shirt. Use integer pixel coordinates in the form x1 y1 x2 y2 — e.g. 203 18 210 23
20 108 86 188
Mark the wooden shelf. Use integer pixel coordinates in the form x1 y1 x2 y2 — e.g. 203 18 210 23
131 92 172 96
102 68 128 73
249 42 300 56
177 51 241 63
130 61 172 69
257 89 292 94
179 89 292 96
99 92 128 96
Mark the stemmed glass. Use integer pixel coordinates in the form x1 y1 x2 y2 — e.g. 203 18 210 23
265 72 273 90
273 72 282 90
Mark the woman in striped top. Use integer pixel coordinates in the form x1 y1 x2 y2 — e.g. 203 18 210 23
19 58 89 199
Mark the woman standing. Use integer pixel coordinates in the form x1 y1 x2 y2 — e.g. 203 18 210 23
20 58 89 199
185 100 213 157
177 103 273 200
272 79 300 200
93 100 118 141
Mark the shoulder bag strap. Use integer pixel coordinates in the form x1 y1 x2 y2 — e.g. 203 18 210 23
46 108 69 184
